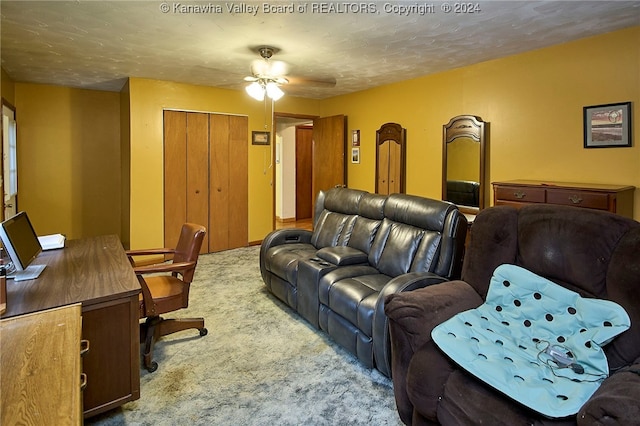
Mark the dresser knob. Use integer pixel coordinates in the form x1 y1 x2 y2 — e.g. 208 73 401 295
514 191 525 199
568 195 583 204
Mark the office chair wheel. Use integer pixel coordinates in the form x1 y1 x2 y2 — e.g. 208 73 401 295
200 328 208 337
146 361 158 373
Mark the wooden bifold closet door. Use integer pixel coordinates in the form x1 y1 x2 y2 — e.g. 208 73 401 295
164 110 248 253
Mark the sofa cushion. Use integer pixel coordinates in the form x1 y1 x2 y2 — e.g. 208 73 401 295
344 216 380 253
310 210 351 248
369 219 424 277
432 264 630 418
385 193 455 231
319 266 390 335
340 192 385 252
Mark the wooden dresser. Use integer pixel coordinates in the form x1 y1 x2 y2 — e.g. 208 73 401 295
492 180 635 218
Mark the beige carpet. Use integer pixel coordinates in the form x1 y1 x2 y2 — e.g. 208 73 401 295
87 246 402 425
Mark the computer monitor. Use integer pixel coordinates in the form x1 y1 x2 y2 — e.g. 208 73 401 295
0 211 42 272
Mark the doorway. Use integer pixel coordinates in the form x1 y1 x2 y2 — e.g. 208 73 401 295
1 100 17 221
274 115 313 225
273 113 347 229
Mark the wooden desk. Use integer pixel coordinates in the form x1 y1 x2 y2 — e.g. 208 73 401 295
1 304 83 425
1 235 141 418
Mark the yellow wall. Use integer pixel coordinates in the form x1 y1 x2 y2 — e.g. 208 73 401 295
1 68 16 105
6 26 640 248
14 83 121 238
126 78 320 249
322 27 640 219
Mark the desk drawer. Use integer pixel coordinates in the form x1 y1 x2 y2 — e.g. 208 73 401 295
546 189 610 210
495 186 546 203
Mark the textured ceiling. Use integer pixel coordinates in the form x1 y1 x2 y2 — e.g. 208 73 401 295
1 1 639 99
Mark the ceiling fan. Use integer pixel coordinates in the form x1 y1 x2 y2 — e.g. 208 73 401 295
243 46 336 101
244 47 288 101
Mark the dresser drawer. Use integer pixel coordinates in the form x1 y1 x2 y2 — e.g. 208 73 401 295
495 186 546 203
546 189 610 210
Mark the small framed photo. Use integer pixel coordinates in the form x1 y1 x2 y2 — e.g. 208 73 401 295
351 147 360 164
583 102 632 148
252 131 270 145
352 130 360 146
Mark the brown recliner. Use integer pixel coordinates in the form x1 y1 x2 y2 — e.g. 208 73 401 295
385 204 640 425
126 223 207 373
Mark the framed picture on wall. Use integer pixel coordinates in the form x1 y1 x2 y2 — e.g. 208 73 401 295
252 131 270 145
583 102 632 148
351 147 360 164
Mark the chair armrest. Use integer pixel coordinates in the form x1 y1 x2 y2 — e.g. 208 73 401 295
133 261 195 275
126 248 176 256
372 272 450 377
126 248 176 267
578 359 640 425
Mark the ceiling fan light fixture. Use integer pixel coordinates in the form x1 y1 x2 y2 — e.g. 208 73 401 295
265 82 284 101
246 81 265 101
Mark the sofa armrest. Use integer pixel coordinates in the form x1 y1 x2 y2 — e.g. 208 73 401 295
578 358 640 425
259 229 313 282
372 272 451 378
316 246 368 266
260 228 313 249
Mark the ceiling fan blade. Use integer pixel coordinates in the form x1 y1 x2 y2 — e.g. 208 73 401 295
244 76 259 82
287 76 337 88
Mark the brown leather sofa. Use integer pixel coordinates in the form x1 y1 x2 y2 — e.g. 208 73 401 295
260 187 468 377
385 204 640 425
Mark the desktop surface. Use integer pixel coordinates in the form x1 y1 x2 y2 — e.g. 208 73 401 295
1 234 140 318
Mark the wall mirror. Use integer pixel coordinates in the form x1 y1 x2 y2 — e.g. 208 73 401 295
376 122 406 195
442 115 487 213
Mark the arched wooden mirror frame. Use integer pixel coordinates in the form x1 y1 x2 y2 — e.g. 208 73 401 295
375 122 406 195
442 115 487 213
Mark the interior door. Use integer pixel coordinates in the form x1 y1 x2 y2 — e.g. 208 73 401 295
295 125 313 220
2 102 18 221
312 115 346 204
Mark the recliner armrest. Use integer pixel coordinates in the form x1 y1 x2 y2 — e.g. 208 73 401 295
259 229 314 284
384 280 483 355
578 359 640 425
372 272 451 377
316 246 368 266
261 229 313 248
